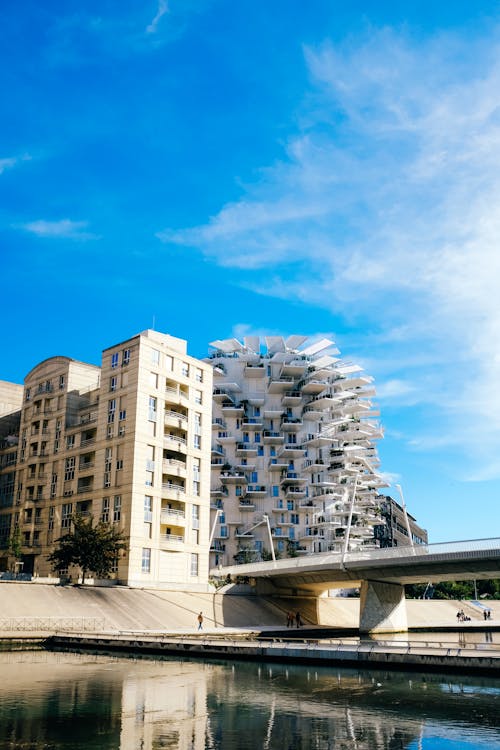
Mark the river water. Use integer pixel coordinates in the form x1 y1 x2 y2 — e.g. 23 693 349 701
0 647 499 750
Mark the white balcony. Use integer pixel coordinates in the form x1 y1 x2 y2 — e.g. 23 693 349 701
164 410 188 429
160 508 186 525
161 482 186 501
281 390 302 406
159 533 184 550
162 458 187 477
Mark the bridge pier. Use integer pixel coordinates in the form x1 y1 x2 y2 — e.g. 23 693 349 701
359 580 408 634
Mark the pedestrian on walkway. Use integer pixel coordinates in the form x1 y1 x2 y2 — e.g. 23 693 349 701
197 612 203 630
295 611 302 628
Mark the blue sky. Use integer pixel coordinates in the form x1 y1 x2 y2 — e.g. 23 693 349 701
2 1 500 543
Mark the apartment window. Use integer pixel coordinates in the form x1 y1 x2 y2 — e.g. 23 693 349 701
291 513 299 524
193 434 201 450
113 495 121 522
61 503 72 529
257 446 264 456
194 389 202 405
151 349 160 366
195 368 203 383
122 349 130 365
190 553 199 576
116 459 123 471
59 375 65 390
165 354 173 371
48 506 55 531
141 548 151 573
111 352 119 369
64 457 75 481
108 399 116 423
272 485 279 497
148 396 157 422
181 363 189 378
149 371 158 389
107 425 114 439
119 410 126 421
66 435 75 449
101 497 110 522
192 504 200 529
144 495 153 522
110 376 118 392
220 526 228 538
25 387 31 402
235 486 242 497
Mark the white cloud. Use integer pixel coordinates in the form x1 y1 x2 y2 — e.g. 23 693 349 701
0 153 31 175
158 26 500 478
20 219 99 240
146 0 169 34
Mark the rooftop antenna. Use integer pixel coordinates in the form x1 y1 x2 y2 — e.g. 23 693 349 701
395 484 414 548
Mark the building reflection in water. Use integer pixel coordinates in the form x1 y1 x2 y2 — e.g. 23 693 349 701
0 651 498 749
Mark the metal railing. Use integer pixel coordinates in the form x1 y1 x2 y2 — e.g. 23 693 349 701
0 617 106 632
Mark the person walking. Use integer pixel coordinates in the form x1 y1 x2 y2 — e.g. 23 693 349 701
197 612 203 630
295 611 302 628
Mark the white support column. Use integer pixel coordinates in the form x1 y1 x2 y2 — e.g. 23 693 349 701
359 579 408 634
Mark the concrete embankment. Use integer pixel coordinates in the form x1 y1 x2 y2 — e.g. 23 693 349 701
1 582 499 633
47 631 500 676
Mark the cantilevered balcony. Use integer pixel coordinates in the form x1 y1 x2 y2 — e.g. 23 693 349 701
220 471 248 484
281 390 303 406
263 407 284 418
285 486 306 499
241 418 263 430
164 433 188 454
301 379 328 394
268 458 289 470
281 417 303 431
280 472 307 486
280 360 308 378
277 444 306 459
268 376 295 393
302 458 327 472
235 442 258 456
238 499 256 511
221 402 245 416
213 388 233 402
263 430 284 444
246 485 267 496
244 363 265 377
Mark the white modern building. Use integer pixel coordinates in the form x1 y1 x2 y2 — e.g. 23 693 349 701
205 335 387 568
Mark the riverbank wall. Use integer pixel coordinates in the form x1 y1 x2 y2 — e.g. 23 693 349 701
1 581 499 633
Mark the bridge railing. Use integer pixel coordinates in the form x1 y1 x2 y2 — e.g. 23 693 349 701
344 537 500 564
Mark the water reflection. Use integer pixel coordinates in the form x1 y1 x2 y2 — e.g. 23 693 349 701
0 651 498 749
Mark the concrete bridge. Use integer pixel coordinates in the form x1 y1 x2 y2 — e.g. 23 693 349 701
211 538 500 633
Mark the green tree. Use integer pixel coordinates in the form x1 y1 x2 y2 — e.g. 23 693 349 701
8 524 22 570
47 515 127 583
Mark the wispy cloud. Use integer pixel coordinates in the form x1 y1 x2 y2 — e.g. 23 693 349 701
0 153 31 175
158 26 500 478
146 0 169 34
20 219 100 240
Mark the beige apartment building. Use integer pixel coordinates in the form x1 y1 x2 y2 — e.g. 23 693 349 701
0 330 213 590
